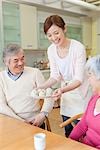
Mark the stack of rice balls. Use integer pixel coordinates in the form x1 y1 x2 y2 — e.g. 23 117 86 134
31 88 53 99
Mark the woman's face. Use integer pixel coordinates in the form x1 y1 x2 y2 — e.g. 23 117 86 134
46 24 66 47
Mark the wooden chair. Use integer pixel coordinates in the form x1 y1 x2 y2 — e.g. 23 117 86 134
59 113 83 128
39 99 51 132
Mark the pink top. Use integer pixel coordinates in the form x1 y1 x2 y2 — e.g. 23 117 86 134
69 94 100 149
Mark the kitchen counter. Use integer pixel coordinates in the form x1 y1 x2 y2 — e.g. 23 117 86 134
41 69 50 73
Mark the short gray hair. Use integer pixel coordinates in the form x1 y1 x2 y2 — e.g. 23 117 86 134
85 55 100 80
3 43 22 61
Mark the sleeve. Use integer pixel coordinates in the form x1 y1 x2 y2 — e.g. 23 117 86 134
48 47 61 81
41 97 54 113
35 69 54 113
74 44 86 82
0 82 24 121
35 68 45 86
69 113 88 141
69 96 93 141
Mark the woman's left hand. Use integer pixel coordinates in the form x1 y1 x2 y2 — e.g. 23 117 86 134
52 88 62 101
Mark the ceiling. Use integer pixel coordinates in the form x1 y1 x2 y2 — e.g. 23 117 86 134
5 0 100 16
26 0 100 6
85 0 100 6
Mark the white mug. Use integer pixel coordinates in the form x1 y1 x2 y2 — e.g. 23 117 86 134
34 133 46 150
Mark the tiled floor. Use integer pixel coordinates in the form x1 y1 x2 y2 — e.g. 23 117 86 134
48 108 65 137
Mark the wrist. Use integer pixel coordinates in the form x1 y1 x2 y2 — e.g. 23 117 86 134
41 111 48 117
60 88 64 94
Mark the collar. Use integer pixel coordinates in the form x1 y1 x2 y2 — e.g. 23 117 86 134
7 68 23 81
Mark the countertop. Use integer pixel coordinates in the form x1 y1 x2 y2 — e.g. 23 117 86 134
41 69 50 73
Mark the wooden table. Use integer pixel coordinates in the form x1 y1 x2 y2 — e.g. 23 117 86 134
0 114 96 150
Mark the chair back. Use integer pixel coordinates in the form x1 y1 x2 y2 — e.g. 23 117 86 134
59 113 83 128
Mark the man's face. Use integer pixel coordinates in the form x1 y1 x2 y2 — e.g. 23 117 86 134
6 50 25 75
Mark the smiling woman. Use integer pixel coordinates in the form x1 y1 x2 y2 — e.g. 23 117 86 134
36 15 92 137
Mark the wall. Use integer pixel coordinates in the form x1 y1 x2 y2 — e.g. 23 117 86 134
0 1 4 68
81 17 92 49
91 16 100 56
37 10 81 25
96 16 100 54
24 50 47 67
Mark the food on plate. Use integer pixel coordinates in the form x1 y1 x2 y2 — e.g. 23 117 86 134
30 89 39 98
38 89 46 97
46 88 53 97
31 88 53 98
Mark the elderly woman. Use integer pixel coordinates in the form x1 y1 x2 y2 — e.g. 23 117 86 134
69 55 100 149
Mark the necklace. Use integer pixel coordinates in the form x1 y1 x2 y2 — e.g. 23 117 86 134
57 39 70 58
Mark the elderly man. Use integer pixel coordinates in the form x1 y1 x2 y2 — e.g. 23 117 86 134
0 43 54 128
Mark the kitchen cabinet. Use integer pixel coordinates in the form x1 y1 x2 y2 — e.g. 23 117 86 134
2 2 37 50
2 2 21 46
67 24 82 42
38 22 50 50
20 4 37 49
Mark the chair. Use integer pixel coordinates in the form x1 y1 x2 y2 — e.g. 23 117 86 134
59 113 83 128
39 99 51 132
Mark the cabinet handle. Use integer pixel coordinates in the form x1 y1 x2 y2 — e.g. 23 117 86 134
27 45 33 48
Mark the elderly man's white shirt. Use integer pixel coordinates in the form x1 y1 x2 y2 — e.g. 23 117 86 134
0 67 54 121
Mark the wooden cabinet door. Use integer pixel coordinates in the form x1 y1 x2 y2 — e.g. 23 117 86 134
3 2 21 46
20 4 37 50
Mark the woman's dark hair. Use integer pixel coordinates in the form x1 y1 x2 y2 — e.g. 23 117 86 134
44 15 65 34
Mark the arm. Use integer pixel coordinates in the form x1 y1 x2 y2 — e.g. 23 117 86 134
37 47 61 89
69 112 88 141
0 85 24 121
53 44 86 97
61 80 81 93
35 69 55 113
52 80 81 100
37 77 57 89
35 68 57 89
32 69 54 126
62 44 86 93
69 95 94 141
32 96 54 127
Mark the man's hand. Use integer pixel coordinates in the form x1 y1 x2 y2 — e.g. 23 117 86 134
31 112 46 127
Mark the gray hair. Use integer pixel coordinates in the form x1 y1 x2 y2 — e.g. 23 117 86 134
85 55 100 80
3 43 23 62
